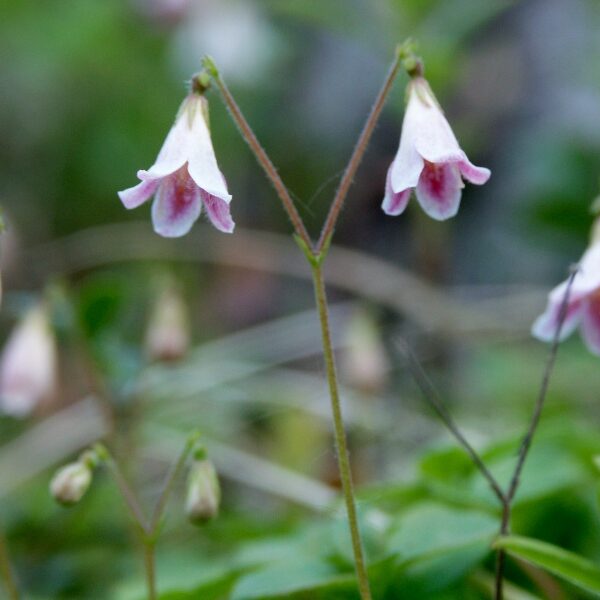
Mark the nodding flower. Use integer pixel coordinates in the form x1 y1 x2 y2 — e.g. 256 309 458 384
533 239 600 356
382 76 490 221
118 85 234 237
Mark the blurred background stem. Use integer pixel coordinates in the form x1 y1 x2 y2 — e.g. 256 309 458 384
0 528 19 600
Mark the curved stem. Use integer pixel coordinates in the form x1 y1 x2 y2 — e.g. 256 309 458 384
396 339 506 506
210 70 313 250
494 266 577 600
311 263 372 600
0 530 19 600
316 51 402 252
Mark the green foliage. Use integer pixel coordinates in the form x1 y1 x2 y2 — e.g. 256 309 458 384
494 535 600 596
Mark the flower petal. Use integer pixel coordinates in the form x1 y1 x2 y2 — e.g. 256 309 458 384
531 282 583 342
382 167 411 216
151 169 202 238
202 190 235 233
186 97 231 202
118 178 161 209
458 159 491 185
570 243 600 297
143 97 199 180
580 294 600 355
415 161 463 220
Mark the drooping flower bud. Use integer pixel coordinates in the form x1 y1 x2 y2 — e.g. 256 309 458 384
145 282 190 362
0 303 57 417
341 309 388 394
50 450 98 506
185 452 220 525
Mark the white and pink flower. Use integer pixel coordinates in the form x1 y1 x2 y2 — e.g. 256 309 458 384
532 243 600 355
382 76 491 221
118 93 234 237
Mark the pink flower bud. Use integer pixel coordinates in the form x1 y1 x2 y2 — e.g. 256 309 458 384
0 305 57 417
382 76 491 221
185 458 220 525
145 285 190 362
118 93 234 238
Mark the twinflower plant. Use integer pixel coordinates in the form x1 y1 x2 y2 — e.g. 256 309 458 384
116 40 491 600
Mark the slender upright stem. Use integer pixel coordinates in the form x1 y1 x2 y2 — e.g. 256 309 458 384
397 340 506 506
311 263 372 600
149 436 196 534
316 51 402 252
494 266 578 600
0 530 19 600
143 542 157 600
209 69 313 250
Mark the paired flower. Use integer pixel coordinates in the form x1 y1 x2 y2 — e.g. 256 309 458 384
532 241 600 355
0 304 57 418
382 76 491 221
118 88 234 238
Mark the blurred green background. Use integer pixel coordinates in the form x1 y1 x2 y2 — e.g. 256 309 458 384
2 0 600 598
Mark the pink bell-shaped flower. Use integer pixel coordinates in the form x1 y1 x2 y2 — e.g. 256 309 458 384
532 242 600 355
0 304 57 417
382 76 491 221
118 89 234 237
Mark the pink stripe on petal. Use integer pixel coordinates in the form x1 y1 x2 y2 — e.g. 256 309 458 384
118 178 160 209
580 294 600 355
151 169 202 238
415 161 463 221
458 159 491 185
202 191 235 233
382 168 411 216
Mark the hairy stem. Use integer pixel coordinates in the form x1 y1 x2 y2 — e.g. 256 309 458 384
396 340 506 506
311 263 372 600
0 530 19 600
210 69 313 250
494 266 578 600
316 51 401 252
143 541 157 600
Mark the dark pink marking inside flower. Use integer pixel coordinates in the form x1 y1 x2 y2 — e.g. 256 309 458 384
168 166 197 219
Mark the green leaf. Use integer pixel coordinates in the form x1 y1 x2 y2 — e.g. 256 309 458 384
386 503 498 595
230 558 356 600
494 535 600 596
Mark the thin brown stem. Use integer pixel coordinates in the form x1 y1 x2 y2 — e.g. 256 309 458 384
316 51 402 252
396 339 506 506
209 68 313 250
311 263 372 600
494 266 578 600
0 529 19 600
